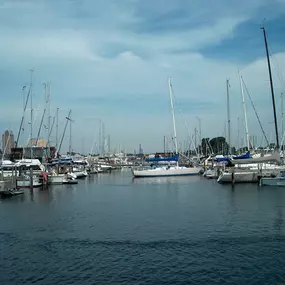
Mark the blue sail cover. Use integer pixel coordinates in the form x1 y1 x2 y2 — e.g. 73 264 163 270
232 151 251 160
51 157 73 165
215 157 230 162
215 151 251 162
145 155 179 162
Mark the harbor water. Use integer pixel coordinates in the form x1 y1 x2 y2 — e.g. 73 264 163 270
1 169 285 284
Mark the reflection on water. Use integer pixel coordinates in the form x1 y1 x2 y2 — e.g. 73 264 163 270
1 171 285 284
132 175 201 185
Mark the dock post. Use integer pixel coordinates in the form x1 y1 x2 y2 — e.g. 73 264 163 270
11 166 14 186
231 170 235 185
30 167 33 189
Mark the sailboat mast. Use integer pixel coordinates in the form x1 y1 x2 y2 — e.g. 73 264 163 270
237 117 240 152
15 86 27 147
58 110 71 155
56 108 59 148
281 92 284 145
48 82 51 138
262 26 279 150
30 69 33 144
168 77 178 155
226 79 231 154
239 72 250 150
29 69 34 159
69 115 72 154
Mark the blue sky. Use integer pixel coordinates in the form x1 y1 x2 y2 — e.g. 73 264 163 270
0 0 285 153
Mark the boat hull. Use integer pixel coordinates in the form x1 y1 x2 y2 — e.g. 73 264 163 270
48 175 65 185
73 170 88 178
259 177 285 186
132 166 201 177
217 170 279 183
16 180 42 188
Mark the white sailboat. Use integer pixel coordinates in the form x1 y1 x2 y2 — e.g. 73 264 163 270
132 77 201 178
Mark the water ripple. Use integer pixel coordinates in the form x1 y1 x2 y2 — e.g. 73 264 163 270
1 233 285 284
1 172 285 284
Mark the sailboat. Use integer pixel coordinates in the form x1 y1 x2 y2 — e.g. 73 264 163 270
132 78 201 177
218 26 281 184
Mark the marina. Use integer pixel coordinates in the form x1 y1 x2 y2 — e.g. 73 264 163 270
1 0 285 284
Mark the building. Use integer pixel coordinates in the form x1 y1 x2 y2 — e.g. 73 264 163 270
2 130 15 155
27 138 49 147
139 144 143 155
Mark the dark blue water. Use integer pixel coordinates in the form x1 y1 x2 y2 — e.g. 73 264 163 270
1 170 285 284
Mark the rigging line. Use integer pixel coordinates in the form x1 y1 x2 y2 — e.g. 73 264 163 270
241 76 270 147
268 44 285 93
170 85 198 156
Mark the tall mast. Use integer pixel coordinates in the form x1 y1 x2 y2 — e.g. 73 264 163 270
30 69 34 148
99 119 102 156
29 69 34 160
196 116 201 155
47 82 51 139
281 92 284 146
56 108 59 148
262 26 279 150
226 79 231 154
43 82 48 138
101 122 105 155
58 110 71 155
69 113 72 154
194 128 197 154
168 77 178 155
239 71 250 150
15 86 27 147
237 117 240 152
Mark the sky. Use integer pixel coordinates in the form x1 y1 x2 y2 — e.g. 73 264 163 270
0 0 285 154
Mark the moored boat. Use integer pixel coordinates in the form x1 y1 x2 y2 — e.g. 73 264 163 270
16 176 42 188
259 171 285 186
132 165 201 177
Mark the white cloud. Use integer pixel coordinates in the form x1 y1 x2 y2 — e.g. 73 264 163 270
0 0 284 152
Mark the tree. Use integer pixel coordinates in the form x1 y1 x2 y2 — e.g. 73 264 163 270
209 137 229 154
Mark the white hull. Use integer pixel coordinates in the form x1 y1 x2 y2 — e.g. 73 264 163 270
48 175 65 185
203 169 218 179
217 170 279 183
1 171 20 178
260 177 285 186
63 177 78 184
16 179 42 188
132 166 201 177
73 170 88 178
1 170 43 178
